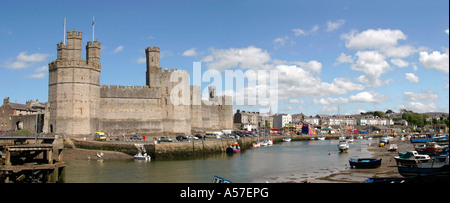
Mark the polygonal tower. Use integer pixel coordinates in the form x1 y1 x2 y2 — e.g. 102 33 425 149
145 46 161 87
48 30 101 137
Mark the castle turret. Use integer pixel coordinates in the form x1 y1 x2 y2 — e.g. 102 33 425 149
145 46 161 87
48 30 101 137
86 40 101 66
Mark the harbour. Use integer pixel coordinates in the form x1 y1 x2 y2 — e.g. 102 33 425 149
63 137 378 183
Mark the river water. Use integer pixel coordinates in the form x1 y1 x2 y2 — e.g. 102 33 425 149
64 139 378 183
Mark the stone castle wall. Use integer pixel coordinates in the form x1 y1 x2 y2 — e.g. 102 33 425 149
48 30 233 138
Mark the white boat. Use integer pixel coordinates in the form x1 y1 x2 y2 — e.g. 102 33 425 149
267 139 273 145
310 137 315 140
347 136 354 143
134 152 151 161
337 140 349 152
260 141 268 146
394 151 431 166
317 136 325 140
282 137 291 142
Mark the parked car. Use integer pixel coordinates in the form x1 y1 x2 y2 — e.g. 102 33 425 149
187 135 199 140
130 135 142 140
176 135 187 141
158 136 173 142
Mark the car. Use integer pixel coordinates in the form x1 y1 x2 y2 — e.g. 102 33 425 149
176 135 187 141
158 136 173 142
130 135 142 140
94 132 106 141
194 134 204 139
187 135 199 140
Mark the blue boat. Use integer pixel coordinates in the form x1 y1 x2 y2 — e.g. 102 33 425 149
411 134 447 143
212 176 232 183
397 164 449 178
226 142 241 153
349 158 382 168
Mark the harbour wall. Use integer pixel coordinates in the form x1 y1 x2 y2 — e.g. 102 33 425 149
71 133 387 160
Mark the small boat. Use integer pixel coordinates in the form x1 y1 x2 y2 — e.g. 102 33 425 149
267 139 273 145
415 142 448 155
212 176 232 183
338 140 349 152
282 137 291 142
347 136 354 143
397 164 449 178
226 142 241 153
388 144 398 152
394 151 431 166
365 136 373 140
309 137 315 140
349 158 382 168
250 142 260 148
134 151 151 161
317 136 325 140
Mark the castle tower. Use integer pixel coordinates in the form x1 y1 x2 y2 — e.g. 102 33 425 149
145 46 161 87
48 30 101 137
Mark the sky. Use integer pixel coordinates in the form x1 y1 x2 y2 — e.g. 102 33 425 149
0 0 448 116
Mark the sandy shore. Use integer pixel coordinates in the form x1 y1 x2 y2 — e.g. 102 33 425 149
312 138 416 183
62 148 133 161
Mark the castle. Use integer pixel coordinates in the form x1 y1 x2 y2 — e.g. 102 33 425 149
47 30 233 137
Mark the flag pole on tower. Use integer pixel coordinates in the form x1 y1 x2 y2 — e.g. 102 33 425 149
92 16 95 42
63 17 66 45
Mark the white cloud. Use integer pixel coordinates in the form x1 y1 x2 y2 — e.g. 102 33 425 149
380 45 417 58
326 19 345 32
396 102 439 113
349 90 389 103
292 25 319 36
404 90 438 102
25 73 45 79
321 106 338 113
405 73 419 83
113 45 124 53
334 53 353 65
314 97 349 105
136 57 146 64
446 29 449 35
391 58 409 68
419 50 449 73
5 52 50 70
342 29 407 50
351 51 392 87
202 46 271 71
274 36 289 49
182 48 198 57
288 99 304 104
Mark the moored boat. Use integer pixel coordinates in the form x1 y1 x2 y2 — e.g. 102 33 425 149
226 142 241 153
338 140 349 152
134 151 151 161
349 158 382 168
388 144 398 152
282 137 291 142
394 151 431 166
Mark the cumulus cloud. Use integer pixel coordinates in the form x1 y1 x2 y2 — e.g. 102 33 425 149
396 102 439 113
4 52 51 69
292 25 319 36
349 90 389 103
342 29 407 50
351 51 392 87
405 73 419 83
202 46 272 71
326 19 345 32
419 50 449 73
391 58 409 68
182 48 198 57
334 53 353 65
404 90 438 102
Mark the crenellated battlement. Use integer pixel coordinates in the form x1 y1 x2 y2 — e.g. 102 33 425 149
48 59 101 71
145 46 160 52
87 40 101 47
67 30 82 39
100 84 161 99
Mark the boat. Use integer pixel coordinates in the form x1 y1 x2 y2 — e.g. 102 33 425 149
394 151 431 166
397 164 449 178
411 134 448 143
226 142 241 153
317 136 325 140
337 140 349 152
346 136 354 143
134 151 151 161
267 139 273 145
415 142 448 155
250 142 260 148
212 176 232 183
282 137 291 142
365 136 373 140
349 158 382 168
388 144 398 152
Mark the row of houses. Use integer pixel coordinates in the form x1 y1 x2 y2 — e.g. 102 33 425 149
234 110 408 131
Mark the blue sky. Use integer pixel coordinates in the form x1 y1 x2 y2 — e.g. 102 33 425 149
0 0 448 116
